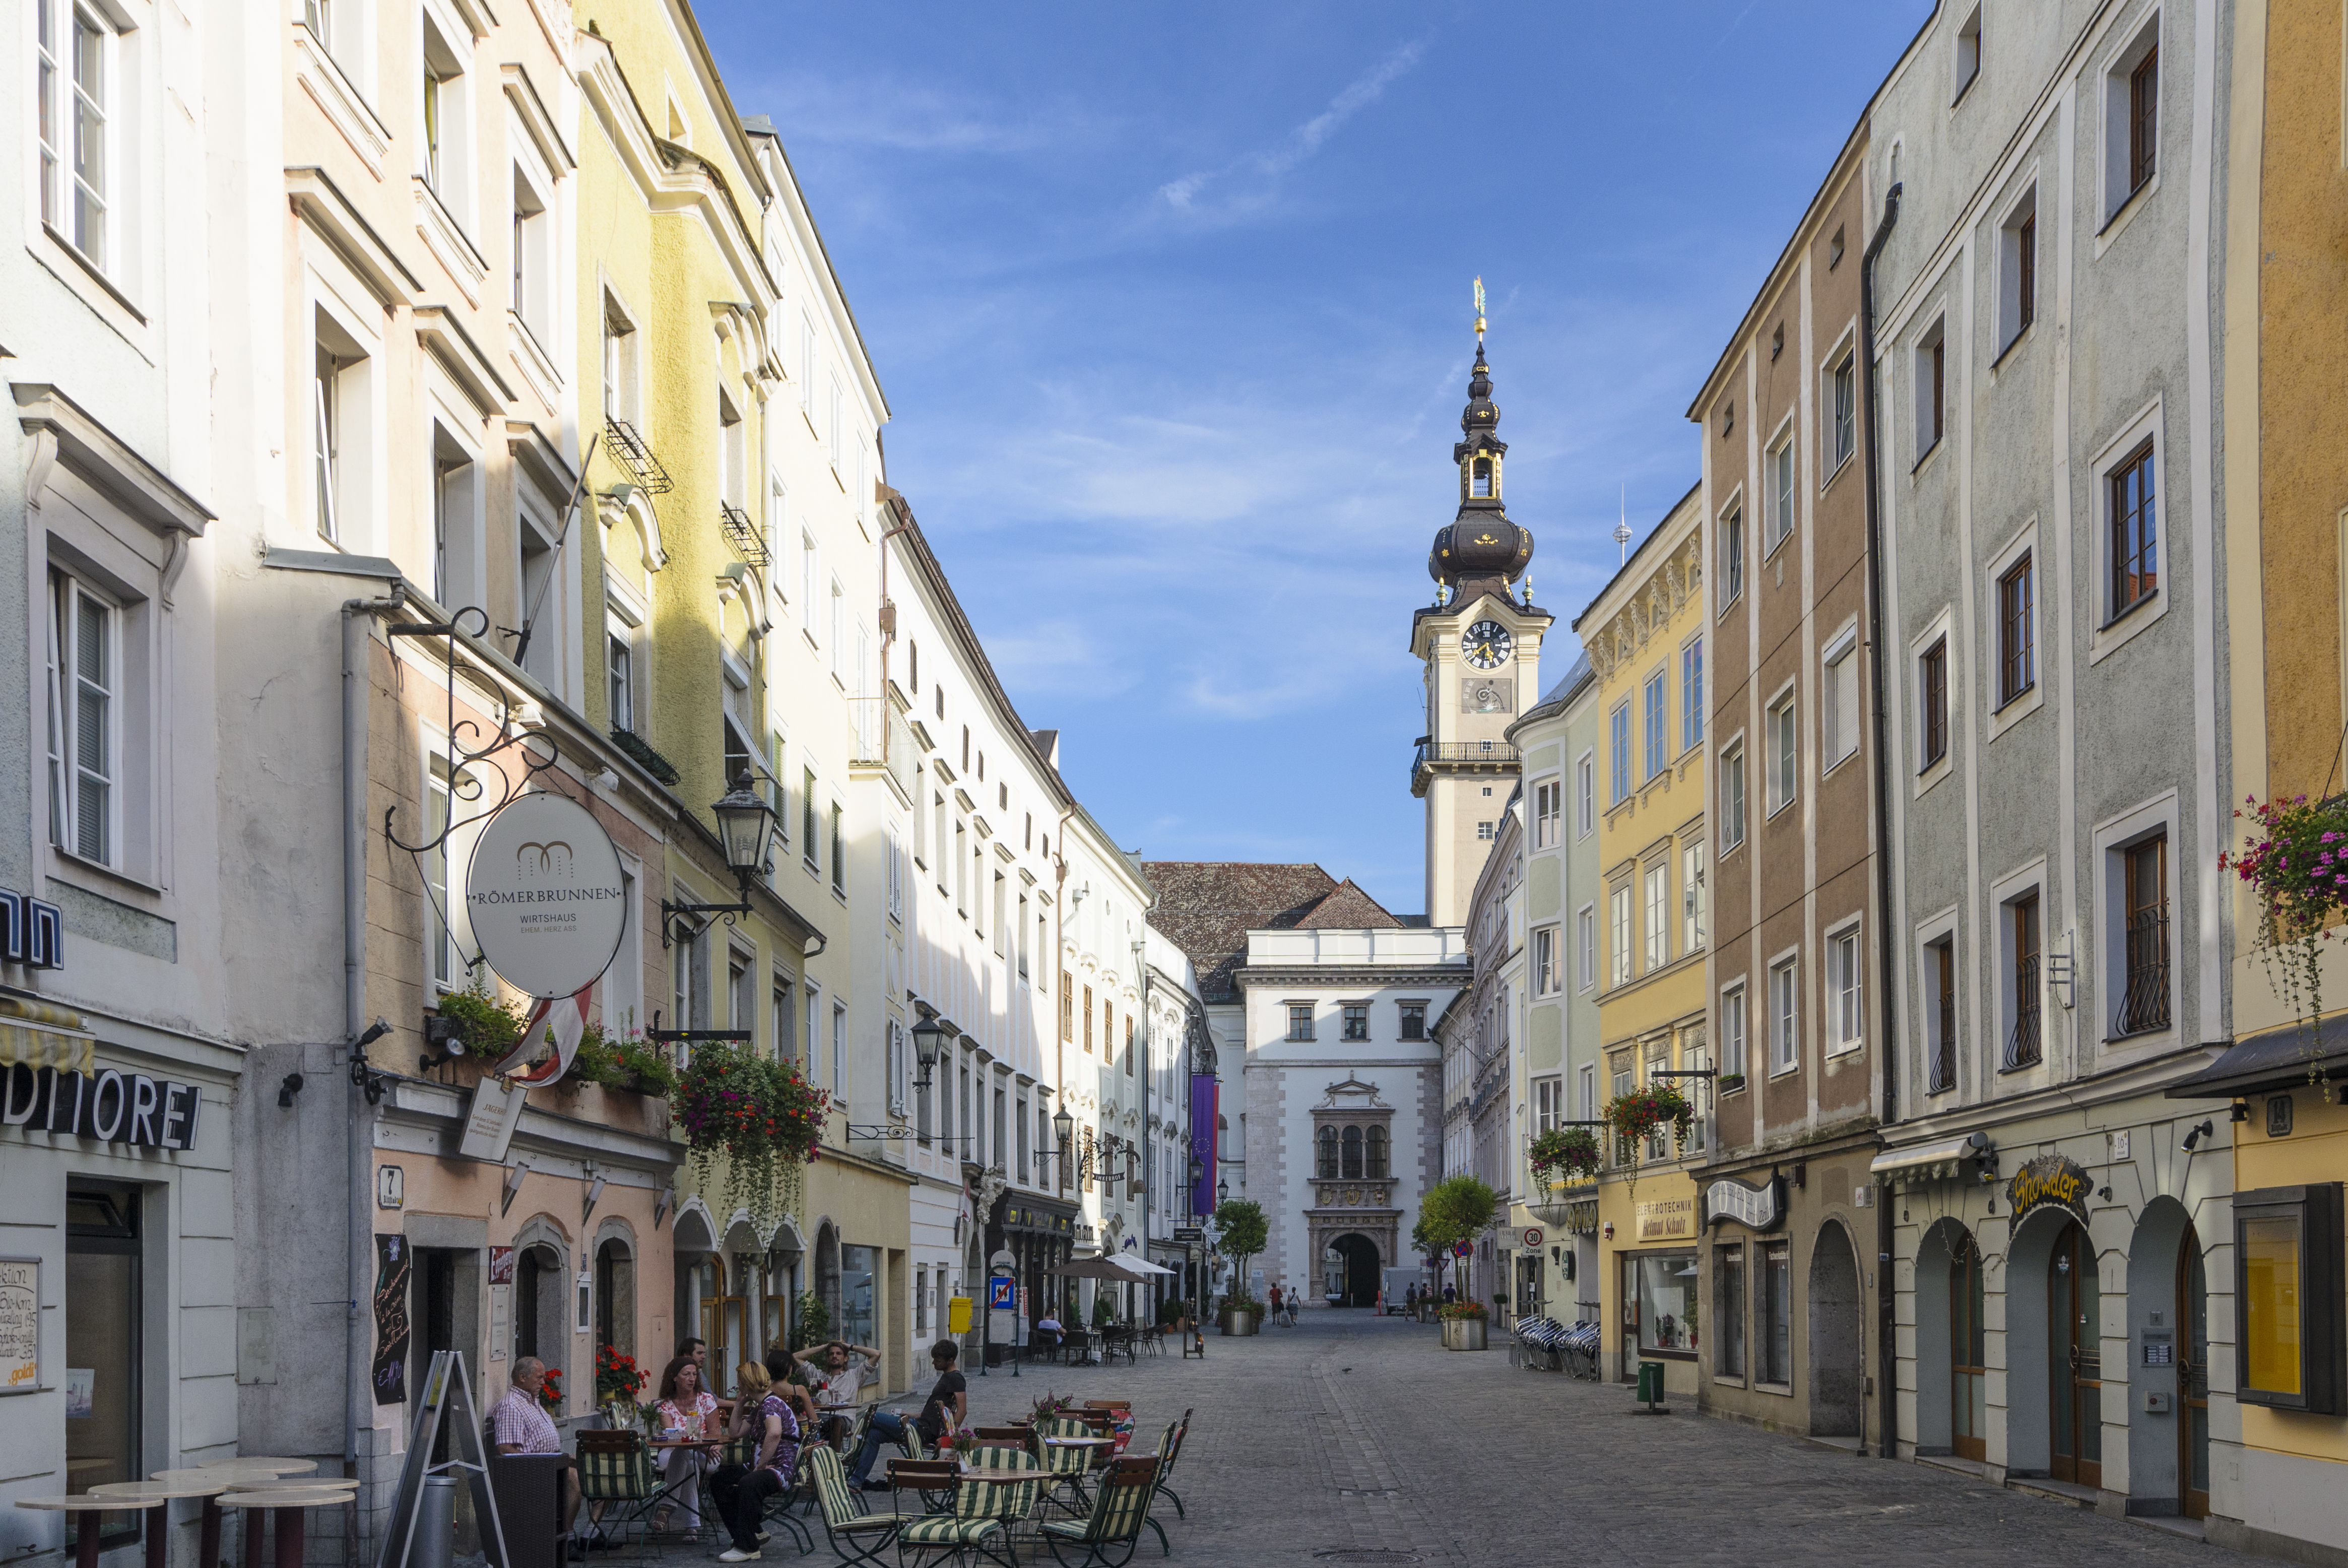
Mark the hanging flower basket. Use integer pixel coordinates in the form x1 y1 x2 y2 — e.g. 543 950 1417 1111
1528 1127 1602 1187
1604 1084 1695 1154
674 1043 829 1231
571 1024 678 1097
2221 792 2348 1066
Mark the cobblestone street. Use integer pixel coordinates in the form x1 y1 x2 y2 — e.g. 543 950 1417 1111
935 1312 2224 1568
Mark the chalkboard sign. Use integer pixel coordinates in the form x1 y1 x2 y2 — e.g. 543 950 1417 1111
0 1257 36 1394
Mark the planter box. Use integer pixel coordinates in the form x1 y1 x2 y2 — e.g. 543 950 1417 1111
1219 1311 1261 1337
1440 1316 1488 1351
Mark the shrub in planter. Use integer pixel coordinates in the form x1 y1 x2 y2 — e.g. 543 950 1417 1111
1717 1072 1748 1094
1437 1300 1488 1321
570 1024 678 1096
433 982 526 1062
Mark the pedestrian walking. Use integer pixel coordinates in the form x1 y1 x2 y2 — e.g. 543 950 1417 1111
1268 1283 1283 1320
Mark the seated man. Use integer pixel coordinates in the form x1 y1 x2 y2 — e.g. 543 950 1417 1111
1032 1311 1063 1354
845 1340 966 1491
810 1339 880 1449
493 1357 583 1555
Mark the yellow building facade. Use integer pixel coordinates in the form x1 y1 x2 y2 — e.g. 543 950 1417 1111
1573 489 1712 1393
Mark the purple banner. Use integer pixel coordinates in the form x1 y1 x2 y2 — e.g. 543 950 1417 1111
1189 1074 1218 1216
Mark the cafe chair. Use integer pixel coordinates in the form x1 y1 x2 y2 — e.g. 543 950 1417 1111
894 1473 1040 1568
802 1446 900 1568
573 1430 659 1552
1037 1458 1157 1568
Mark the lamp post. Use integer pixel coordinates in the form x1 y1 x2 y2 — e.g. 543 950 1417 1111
910 1012 946 1089
659 777 779 948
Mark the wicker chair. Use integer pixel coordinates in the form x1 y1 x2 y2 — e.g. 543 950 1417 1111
802 1445 901 1568
1037 1457 1157 1568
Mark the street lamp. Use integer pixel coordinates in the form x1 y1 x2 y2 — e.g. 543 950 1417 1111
659 775 779 947
1216 1179 1229 1206
910 1012 947 1090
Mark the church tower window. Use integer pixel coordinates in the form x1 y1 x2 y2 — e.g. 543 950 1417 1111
1470 455 1493 498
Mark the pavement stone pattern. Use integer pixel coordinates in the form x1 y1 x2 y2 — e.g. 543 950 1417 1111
923 1311 2225 1567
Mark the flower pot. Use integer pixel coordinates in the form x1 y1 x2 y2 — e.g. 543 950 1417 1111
1219 1310 1260 1337
1440 1316 1488 1351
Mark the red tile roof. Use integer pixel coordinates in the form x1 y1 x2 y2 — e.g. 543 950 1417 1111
1139 862 1339 1002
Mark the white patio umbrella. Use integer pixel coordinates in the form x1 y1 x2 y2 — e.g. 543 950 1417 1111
1108 1253 1175 1278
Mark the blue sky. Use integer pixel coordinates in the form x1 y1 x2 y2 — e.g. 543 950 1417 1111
700 1 1932 917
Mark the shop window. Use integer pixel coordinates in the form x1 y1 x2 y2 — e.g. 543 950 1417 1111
2234 1183 2345 1413
1715 1244 1746 1381
1758 1243 1792 1386
65 1184 142 1544
838 1245 877 1351
1628 1252 1700 1357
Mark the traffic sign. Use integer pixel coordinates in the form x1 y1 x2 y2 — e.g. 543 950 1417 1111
1522 1227 1543 1248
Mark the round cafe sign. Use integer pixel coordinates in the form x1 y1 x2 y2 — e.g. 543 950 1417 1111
465 792 627 998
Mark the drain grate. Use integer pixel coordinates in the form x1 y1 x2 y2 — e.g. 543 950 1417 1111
1313 1553 1419 1563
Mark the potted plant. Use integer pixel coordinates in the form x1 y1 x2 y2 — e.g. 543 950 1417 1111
1717 1071 1748 1094
1211 1199 1268 1334
571 1024 679 1097
1218 1293 1265 1336
537 1366 566 1415
595 1345 648 1430
1437 1299 1489 1351
675 1043 829 1231
2221 791 2348 1069
1605 1084 1695 1158
432 981 526 1062
1527 1128 1602 1189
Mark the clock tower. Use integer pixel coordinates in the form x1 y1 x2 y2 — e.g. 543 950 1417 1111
1408 324 1551 927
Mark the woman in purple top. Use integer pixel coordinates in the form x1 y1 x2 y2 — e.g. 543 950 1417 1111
713 1351 803 1562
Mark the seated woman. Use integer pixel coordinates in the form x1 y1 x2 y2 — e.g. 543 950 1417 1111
649 1354 723 1535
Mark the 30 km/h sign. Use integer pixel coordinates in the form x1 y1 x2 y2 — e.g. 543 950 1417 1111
465 792 627 998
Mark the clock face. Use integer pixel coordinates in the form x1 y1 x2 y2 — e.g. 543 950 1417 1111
1463 621 1514 670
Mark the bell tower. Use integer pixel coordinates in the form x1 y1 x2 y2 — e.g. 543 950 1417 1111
1408 292 1551 927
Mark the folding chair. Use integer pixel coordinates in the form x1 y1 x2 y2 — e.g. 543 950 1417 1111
1031 1416 1095 1516
574 1429 661 1551
1037 1457 1157 1568
803 1445 901 1568
1147 1409 1191 1521
895 1472 1040 1568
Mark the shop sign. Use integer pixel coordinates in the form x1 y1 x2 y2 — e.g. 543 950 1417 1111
1705 1173 1785 1232
2006 1153 2092 1224
4 1064 201 1150
0 890 63 968
0 1257 37 1393
1634 1196 1697 1241
465 793 627 999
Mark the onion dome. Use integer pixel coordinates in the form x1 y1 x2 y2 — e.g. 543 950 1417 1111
1427 341 1534 597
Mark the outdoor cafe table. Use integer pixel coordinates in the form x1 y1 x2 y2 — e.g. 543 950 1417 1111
218 1490 345 1568
90 1479 253 1568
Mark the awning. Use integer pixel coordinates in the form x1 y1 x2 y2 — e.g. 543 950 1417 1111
2164 1015 2348 1101
1870 1132 1991 1180
0 995 94 1075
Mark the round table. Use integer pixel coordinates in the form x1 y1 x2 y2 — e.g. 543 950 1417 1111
218 1491 344 1568
90 1480 238 1568
17 1494 170 1568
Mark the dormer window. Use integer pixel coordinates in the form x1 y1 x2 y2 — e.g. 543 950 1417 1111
1471 455 1494 498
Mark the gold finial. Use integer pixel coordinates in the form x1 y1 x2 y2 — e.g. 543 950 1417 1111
1473 276 1486 339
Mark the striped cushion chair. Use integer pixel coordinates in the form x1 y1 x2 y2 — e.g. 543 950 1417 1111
895 1474 1040 1568
1037 1457 1157 1568
963 1445 1044 1476
803 1445 901 1568
573 1429 657 1547
1031 1417 1095 1514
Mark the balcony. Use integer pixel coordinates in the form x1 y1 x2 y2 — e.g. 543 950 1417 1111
602 418 673 493
719 502 768 567
1410 739 1520 798
850 697 917 798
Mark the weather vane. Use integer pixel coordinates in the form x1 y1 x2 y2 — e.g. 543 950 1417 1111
1473 276 1486 340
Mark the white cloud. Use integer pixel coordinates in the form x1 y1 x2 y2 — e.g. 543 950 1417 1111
1154 39 1427 223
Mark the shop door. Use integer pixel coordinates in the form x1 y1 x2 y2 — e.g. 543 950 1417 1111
693 1259 746 1399
413 1249 460 1464
2177 1226 2209 1519
64 1185 143 1549
2048 1223 2103 1488
1950 1231 1987 1463
1516 1254 1544 1321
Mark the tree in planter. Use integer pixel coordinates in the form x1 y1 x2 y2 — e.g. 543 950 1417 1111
1211 1199 1268 1311
1411 1174 1502 1303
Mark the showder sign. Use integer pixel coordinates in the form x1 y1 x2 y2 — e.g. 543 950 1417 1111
465 792 627 998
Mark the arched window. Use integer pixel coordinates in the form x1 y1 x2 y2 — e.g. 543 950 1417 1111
1365 1126 1388 1180
594 1236 635 1365
1471 456 1493 498
1341 1126 1363 1179
1317 1127 1339 1179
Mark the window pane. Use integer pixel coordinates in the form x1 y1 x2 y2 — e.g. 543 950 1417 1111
1634 1254 1699 1354
1716 1246 1746 1378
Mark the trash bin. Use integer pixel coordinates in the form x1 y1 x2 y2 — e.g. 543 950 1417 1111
1636 1360 1665 1406
414 1475 460 1568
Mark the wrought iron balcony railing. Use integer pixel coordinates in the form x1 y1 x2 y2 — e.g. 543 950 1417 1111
719 502 768 566
2114 908 2172 1037
602 418 674 493
2002 955 2043 1070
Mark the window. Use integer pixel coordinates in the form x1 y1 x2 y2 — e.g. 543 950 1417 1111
675 919 709 1035
511 168 550 342
1769 956 1798 1073
1316 1127 1338 1179
1476 820 1495 841
1577 754 1596 837
1681 641 1704 752
1534 928 1558 996
1610 703 1631 804
1630 1253 1700 1356
1610 886 1633 988
1643 863 1669 973
1998 554 2036 704
36 2 110 270
832 1004 847 1104
1682 843 1706 953
1829 354 1857 471
1720 985 1747 1081
1720 507 1744 605
1533 780 1560 848
2110 441 2158 617
1919 638 1949 769
1082 986 1095 1052
1398 1002 1427 1041
801 768 819 868
2234 1184 2346 1414
2116 832 2171 1036
1768 695 1798 814
1644 670 1668 780
2003 892 2043 1069
1341 1126 1363 1179
423 760 458 987
1060 976 1074 1042
1287 1004 1315 1042
1341 1004 1369 1042
64 1184 142 1533
1766 435 1796 551
46 573 117 866
1757 1244 1792 1385
420 17 469 216
771 978 795 1065
1721 741 1746 849
1716 1244 1748 1380
1610 1053 1634 1164
1826 924 1863 1054
2000 191 2038 349
1953 4 1981 98
1577 906 1596 992
516 505 564 693
430 436 479 611
2128 44 2159 195
1821 635 1860 771
829 802 845 896
1916 321 1945 457
1927 937 1956 1093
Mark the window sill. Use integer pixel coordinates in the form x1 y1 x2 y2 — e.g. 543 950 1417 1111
48 846 166 903
1991 322 2034 373
1991 681 2038 716
2089 585 2164 667
1714 1373 1752 1388
1914 755 1952 799
1753 1380 1795 1398
1769 1063 1800 1081
2098 589 2160 636
1762 533 1794 566
1717 587 1743 621
1911 436 1943 477
1952 70 1979 108
2096 174 2158 252
1824 1040 1863 1060
1820 451 1857 494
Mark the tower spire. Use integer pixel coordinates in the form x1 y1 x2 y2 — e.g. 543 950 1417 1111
1473 275 1486 343
1425 315 1533 605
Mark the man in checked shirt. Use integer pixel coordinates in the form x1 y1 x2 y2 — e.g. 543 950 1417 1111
494 1358 585 1552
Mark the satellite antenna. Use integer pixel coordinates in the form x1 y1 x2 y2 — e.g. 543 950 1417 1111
1614 485 1633 563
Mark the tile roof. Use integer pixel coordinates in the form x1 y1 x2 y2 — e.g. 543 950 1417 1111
1293 878 1404 931
1138 862 1339 1003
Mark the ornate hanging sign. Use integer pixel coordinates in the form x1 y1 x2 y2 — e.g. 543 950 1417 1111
1705 1173 1786 1232
464 793 627 999
2006 1153 2092 1224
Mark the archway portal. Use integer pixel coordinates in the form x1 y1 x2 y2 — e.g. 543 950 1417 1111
1330 1234 1380 1309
